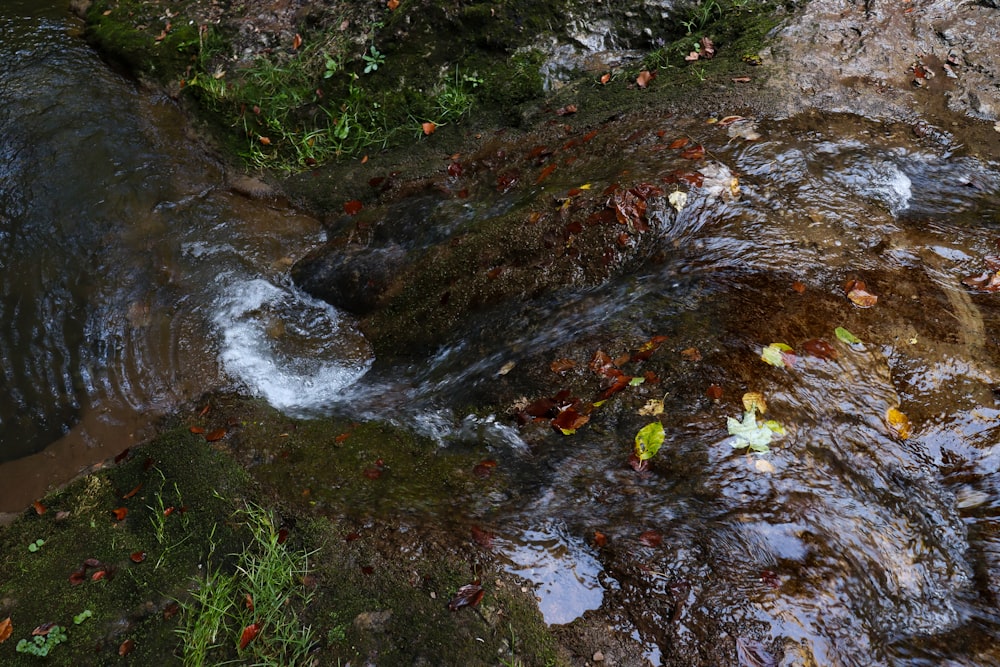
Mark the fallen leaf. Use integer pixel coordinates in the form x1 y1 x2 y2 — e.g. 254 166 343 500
471 526 494 548
553 408 590 434
258 136 271 145
668 190 687 212
668 137 690 149
387 0 399 9
887 407 912 439
741 392 767 414
189 425 204 434
679 144 705 160
550 358 576 374
600 73 611 85
791 281 806 293
536 163 557 184
834 326 862 344
33 500 46 515
245 594 254 611
638 398 664 416
593 531 608 547
638 529 662 547
91 569 107 582
448 581 485 611
736 636 777 667
845 279 878 308
636 70 656 88
706 384 724 400
761 343 794 368
555 104 578 116
754 459 776 474
962 269 1000 292
632 335 668 361
681 347 702 362
700 36 715 58
112 507 128 521
204 428 227 442
685 51 700 62
732 76 752 83
422 121 436 135
239 623 261 650
634 422 665 461
343 199 363 216
0 617 12 644
123 483 142 499
292 33 302 50
130 551 147 563
473 460 498 478
802 338 838 360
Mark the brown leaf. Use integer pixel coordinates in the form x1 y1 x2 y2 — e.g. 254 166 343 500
679 144 706 160
552 408 590 433
342 199 363 216
638 529 662 547
292 33 302 50
636 70 656 88
447 581 485 611
681 347 702 362
600 73 611 85
245 594 255 611
847 287 878 308
123 483 142 499
802 338 838 360
550 358 576 374
239 623 261 650
633 335 668 361
0 617 12 644
732 76 752 83
791 280 806 293
471 526 495 548
32 500 46 515
130 551 147 563
189 425 204 434
112 507 128 521
706 384 724 400
593 531 608 547
700 37 715 59
258 136 271 146
473 460 498 478
555 104 578 116
422 121 437 135
963 270 1000 292
387 0 400 9
536 163 556 184
204 428 227 442
668 137 690 150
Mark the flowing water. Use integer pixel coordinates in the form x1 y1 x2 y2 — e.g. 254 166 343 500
5 2 1000 665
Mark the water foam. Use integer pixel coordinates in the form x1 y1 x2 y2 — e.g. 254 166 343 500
213 278 372 415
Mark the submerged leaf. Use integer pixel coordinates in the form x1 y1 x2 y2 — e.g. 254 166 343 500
727 411 778 454
761 343 794 368
802 338 838 360
886 407 912 439
634 422 666 461
736 637 777 667
834 327 862 344
741 391 767 414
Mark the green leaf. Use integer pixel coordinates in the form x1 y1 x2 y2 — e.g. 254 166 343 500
727 410 779 454
629 376 645 387
761 342 793 367
834 326 862 344
634 422 665 461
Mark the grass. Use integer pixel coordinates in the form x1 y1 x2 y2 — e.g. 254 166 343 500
176 504 317 666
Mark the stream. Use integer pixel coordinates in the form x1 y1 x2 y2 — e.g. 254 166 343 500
5 1 1000 665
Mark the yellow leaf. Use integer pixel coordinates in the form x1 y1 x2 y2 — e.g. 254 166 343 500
886 407 911 439
639 398 664 416
742 392 767 414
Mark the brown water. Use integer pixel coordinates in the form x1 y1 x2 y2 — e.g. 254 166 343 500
5 2 1000 665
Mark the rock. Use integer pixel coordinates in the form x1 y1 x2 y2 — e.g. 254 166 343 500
291 243 407 316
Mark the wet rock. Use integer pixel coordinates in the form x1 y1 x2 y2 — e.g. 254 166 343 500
291 243 406 315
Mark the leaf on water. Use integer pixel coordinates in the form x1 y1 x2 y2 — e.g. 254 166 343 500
668 190 687 212
754 459 776 474
741 392 767 414
834 326 862 344
638 529 662 547
679 144 706 160
634 422 665 462
963 270 1000 292
0 617 12 644
239 623 261 650
448 581 485 611
343 199 363 216
727 411 775 454
736 637 777 667
638 398 664 416
636 70 656 88
802 338 838 360
886 407 912 439
845 279 878 308
760 343 794 368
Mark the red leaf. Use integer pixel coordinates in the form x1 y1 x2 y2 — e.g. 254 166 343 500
363 466 382 480
536 163 557 184
189 425 205 434
69 570 86 586
239 623 260 650
632 335 668 361
638 529 663 547
447 161 463 177
802 338 838 360
0 617 12 644
550 358 576 374
552 408 590 432
471 525 495 548
593 531 608 547
679 144 706 160
114 448 131 464
123 483 142 499
204 428 227 442
119 639 136 656
130 551 147 563
342 199 363 216
668 138 690 150
277 528 289 544
32 500 46 515
112 507 128 521
706 384 724 400
599 375 631 400
448 581 485 611
91 569 107 582
636 70 656 88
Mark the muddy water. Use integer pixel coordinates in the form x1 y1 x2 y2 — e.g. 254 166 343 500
6 2 1000 665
